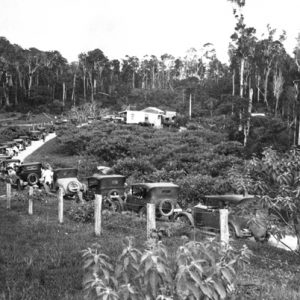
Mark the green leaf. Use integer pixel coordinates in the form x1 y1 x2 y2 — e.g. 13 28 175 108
213 280 227 299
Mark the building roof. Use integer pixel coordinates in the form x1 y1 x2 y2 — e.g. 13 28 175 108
141 107 165 114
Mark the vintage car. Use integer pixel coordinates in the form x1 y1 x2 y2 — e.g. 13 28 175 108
16 162 42 186
28 130 42 141
13 139 26 151
124 182 179 218
0 146 9 157
5 142 18 156
53 168 86 201
84 174 126 211
174 194 269 241
18 135 32 146
1 159 21 188
0 144 14 158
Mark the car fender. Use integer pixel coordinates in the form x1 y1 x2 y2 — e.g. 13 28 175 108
228 221 241 237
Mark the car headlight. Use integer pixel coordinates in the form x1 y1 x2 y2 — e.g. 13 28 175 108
67 181 80 193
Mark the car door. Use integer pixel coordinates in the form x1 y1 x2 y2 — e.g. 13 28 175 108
126 186 146 212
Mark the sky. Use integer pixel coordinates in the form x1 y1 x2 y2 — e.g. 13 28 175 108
0 0 299 64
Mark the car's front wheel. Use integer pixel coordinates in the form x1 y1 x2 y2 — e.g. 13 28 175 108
139 206 147 218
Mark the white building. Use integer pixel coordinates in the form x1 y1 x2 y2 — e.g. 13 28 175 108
119 110 163 128
119 106 177 128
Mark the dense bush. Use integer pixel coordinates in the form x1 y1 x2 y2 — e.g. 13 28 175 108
176 174 232 207
56 121 244 203
0 126 28 143
82 237 251 300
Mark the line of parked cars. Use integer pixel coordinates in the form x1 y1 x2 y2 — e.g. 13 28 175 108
0 139 269 242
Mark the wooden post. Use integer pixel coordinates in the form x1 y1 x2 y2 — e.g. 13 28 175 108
220 209 229 246
28 186 33 215
147 203 156 240
58 188 64 224
6 183 11 209
94 194 102 236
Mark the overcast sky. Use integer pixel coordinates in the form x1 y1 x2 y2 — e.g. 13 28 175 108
0 0 299 63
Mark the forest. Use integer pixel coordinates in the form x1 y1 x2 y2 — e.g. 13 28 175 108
0 1 300 149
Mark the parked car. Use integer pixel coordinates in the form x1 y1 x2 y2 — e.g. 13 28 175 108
53 168 86 202
84 174 126 211
16 162 43 187
13 138 26 151
18 135 32 146
0 144 14 158
124 182 179 218
174 194 269 241
5 142 19 156
28 130 42 140
0 146 9 157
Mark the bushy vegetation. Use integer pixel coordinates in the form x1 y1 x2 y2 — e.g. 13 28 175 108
82 237 251 300
55 121 245 206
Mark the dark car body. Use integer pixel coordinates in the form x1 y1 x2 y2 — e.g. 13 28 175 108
175 194 268 240
28 130 42 140
125 182 179 218
84 174 126 211
17 162 42 186
19 135 32 146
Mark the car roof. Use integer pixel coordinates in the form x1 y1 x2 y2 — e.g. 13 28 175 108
54 168 78 171
132 182 179 189
90 174 125 180
4 159 21 163
21 162 42 166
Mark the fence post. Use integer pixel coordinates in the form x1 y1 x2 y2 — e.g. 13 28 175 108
147 203 156 240
28 186 33 215
94 194 102 236
58 187 64 224
220 209 229 246
6 183 11 209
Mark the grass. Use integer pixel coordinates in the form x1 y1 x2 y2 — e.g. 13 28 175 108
1 132 300 299
0 193 300 299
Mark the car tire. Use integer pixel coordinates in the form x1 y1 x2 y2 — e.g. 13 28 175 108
107 189 121 199
27 173 39 185
139 206 147 218
158 199 174 217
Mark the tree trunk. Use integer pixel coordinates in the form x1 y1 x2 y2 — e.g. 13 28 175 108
239 58 245 98
232 69 235 96
62 82 66 109
244 88 253 146
71 72 77 106
257 75 260 102
264 67 271 109
83 71 87 102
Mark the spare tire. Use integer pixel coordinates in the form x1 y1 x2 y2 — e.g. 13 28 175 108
158 199 174 217
27 173 39 185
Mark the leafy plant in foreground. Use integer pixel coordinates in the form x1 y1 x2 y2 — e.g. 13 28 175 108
81 237 251 299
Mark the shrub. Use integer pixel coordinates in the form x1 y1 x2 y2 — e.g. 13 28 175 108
82 237 251 300
112 157 156 179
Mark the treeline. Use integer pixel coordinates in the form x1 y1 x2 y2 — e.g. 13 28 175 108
1 0 300 147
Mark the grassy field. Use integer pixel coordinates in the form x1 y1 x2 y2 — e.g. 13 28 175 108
0 195 300 300
1 134 300 299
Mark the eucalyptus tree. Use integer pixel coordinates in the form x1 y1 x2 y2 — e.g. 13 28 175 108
121 55 140 89
86 48 108 102
228 0 257 145
23 47 45 98
78 53 88 102
254 26 286 110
